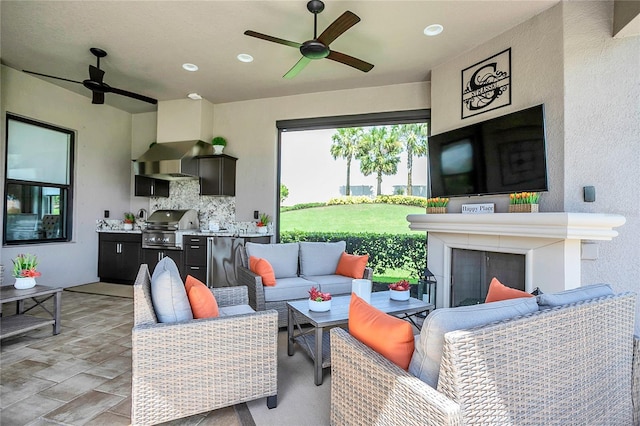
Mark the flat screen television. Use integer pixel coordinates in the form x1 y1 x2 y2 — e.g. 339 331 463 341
428 104 548 198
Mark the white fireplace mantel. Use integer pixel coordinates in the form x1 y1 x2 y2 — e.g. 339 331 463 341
407 213 626 308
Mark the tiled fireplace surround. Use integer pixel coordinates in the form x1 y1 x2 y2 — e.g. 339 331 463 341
407 213 626 308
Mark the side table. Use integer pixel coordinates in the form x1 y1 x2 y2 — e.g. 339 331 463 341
0 285 63 339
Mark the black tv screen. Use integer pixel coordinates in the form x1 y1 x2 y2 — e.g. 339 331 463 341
428 105 548 198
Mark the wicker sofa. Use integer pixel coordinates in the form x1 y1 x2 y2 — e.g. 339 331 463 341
330 291 639 425
131 264 278 425
237 241 373 327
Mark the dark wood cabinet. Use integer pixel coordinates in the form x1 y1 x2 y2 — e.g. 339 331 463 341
198 155 237 196
135 175 169 197
142 249 184 277
98 233 142 284
183 236 208 284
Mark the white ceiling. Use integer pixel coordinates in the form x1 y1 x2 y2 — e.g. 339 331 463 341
1 0 559 114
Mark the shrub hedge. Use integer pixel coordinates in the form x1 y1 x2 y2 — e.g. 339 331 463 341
280 230 427 279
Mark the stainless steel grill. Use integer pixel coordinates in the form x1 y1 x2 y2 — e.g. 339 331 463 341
142 209 199 250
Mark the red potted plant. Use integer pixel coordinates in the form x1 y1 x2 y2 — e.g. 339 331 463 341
389 279 411 301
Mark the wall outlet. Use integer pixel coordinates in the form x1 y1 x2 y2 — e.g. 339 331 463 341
104 210 110 218
254 210 259 219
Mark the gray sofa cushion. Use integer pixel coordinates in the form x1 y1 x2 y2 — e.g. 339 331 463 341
264 276 318 302
150 257 193 323
299 241 346 276
537 283 613 308
219 304 255 316
305 274 353 296
409 297 539 388
245 242 299 279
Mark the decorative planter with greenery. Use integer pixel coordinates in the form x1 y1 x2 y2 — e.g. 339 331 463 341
426 197 449 214
509 192 540 213
308 286 332 311
12 253 41 289
211 136 227 154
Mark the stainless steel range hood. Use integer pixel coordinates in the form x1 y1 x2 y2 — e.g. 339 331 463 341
134 140 212 180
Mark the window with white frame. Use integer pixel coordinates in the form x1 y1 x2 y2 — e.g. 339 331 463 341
4 114 74 244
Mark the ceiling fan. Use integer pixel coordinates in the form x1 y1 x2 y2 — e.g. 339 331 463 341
23 47 157 105
244 0 374 79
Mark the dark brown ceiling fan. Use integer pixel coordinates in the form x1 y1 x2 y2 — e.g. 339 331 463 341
23 47 157 105
244 0 374 79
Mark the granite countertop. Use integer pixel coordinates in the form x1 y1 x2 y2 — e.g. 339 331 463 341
96 229 142 234
183 231 272 238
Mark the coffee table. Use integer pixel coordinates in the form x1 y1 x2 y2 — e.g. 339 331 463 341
287 292 433 385
0 285 63 339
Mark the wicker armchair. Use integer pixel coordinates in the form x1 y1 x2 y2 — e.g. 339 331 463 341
330 292 639 425
131 264 278 425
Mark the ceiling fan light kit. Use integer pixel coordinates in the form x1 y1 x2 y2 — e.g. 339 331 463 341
23 47 158 105
244 0 374 79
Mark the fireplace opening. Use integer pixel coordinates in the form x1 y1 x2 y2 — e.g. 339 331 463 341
451 249 525 307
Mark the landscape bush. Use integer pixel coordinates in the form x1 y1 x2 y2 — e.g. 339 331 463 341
280 230 427 280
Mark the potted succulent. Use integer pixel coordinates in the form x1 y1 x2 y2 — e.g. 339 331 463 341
389 279 411 301
124 212 135 230
12 253 41 289
308 286 332 312
256 213 270 234
211 136 227 154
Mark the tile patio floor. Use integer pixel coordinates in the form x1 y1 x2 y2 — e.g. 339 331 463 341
0 290 244 426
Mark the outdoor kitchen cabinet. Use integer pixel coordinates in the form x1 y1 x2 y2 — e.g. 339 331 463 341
184 236 208 283
142 249 184 276
197 155 236 196
134 175 169 197
98 232 142 284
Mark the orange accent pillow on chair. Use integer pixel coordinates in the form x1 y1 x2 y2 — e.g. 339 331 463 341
335 252 369 279
348 293 415 370
249 256 276 286
185 275 219 318
485 277 534 303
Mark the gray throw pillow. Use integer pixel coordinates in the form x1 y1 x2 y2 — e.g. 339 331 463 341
150 257 193 323
299 241 346 276
409 297 539 388
536 283 613 308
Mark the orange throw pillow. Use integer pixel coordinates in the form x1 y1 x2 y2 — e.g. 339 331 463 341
249 256 276 286
335 252 369 279
348 293 415 370
185 275 219 318
485 277 534 303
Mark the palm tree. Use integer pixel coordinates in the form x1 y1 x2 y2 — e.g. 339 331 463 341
358 126 402 195
330 127 363 196
394 123 429 195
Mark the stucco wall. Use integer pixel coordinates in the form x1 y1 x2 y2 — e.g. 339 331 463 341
210 82 430 222
1 65 133 286
562 1 640 332
431 2 639 332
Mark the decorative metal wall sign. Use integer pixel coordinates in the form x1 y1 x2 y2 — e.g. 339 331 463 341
461 48 511 119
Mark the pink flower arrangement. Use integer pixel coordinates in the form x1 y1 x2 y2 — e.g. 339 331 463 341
388 279 410 291
12 253 42 278
309 286 331 302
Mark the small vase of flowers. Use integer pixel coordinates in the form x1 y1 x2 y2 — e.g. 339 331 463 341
308 286 332 312
123 212 135 230
426 197 449 214
12 253 41 289
256 213 270 234
389 279 411 301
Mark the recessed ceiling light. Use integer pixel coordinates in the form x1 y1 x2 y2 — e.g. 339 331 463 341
237 53 254 63
182 63 199 72
424 24 444 36
187 93 202 100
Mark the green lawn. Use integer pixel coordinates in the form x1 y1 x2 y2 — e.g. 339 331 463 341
280 203 424 234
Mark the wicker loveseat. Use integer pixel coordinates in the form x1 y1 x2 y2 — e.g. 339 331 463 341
131 264 278 425
331 291 639 425
238 241 372 327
